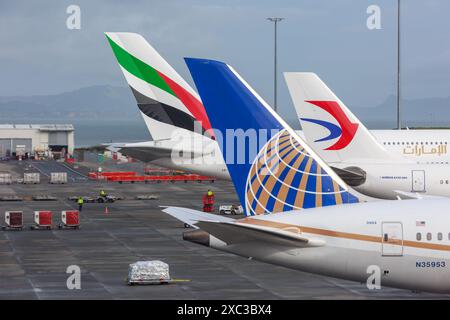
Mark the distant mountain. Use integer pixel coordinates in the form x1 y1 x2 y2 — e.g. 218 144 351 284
1 85 450 129
351 95 450 129
0 85 140 121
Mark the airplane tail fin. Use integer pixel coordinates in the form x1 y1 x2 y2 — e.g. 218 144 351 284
185 59 359 216
105 32 212 141
284 72 396 163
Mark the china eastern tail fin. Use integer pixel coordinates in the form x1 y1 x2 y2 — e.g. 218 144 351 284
105 32 212 141
284 72 397 163
185 58 359 216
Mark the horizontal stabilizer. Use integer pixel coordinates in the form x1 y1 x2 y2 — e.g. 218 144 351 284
117 142 205 162
331 166 366 187
196 220 326 247
394 190 445 200
162 206 234 229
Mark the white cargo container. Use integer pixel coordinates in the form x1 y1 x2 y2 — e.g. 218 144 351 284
0 173 12 185
23 172 40 184
50 172 67 184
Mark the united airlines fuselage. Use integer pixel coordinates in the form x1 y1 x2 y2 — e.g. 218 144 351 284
202 199 450 293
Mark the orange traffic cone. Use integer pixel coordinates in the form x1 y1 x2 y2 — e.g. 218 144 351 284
104 206 109 214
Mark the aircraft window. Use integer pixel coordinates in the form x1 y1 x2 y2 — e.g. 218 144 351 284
406 142 410 145
425 142 429 145
438 233 443 241
383 142 386 145
388 142 391 145
421 142 423 145
427 232 432 241
402 142 404 145
416 233 421 241
448 232 450 240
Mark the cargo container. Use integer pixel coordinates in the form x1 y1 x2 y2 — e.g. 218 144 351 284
0 173 12 185
3 211 23 230
31 211 52 230
50 172 67 184
59 210 80 229
23 172 40 184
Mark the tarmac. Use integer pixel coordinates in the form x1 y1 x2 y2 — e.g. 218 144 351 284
0 160 449 300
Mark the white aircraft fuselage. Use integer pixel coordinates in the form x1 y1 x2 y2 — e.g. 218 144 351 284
200 199 450 293
120 129 450 199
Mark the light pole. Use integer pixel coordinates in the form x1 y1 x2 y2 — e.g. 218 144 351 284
397 0 401 129
267 17 284 112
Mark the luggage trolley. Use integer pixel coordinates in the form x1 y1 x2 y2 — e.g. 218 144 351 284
30 211 53 230
2 211 23 230
58 210 80 229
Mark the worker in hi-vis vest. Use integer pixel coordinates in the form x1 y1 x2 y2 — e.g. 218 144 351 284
100 190 107 198
77 197 84 211
203 189 215 213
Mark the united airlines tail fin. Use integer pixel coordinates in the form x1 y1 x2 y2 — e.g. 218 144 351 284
284 72 397 163
185 59 359 216
105 32 212 141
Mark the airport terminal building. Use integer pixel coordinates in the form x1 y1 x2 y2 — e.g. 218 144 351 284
0 124 74 159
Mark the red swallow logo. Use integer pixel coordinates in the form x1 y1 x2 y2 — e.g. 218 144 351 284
305 100 359 150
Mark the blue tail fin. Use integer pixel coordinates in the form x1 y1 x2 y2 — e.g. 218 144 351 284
185 58 359 216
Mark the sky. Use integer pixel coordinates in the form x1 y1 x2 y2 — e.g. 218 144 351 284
1 0 450 124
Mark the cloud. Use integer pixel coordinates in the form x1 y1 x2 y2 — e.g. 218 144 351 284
1 0 450 126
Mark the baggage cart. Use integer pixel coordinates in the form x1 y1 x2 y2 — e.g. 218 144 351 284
30 211 52 230
58 210 80 229
23 172 40 184
50 172 67 184
2 211 23 230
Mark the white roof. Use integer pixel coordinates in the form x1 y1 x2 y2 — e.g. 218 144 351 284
0 124 74 131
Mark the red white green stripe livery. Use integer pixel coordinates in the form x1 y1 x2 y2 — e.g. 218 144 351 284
105 32 213 141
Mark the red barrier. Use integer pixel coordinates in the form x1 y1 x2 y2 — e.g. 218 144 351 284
107 175 145 182
88 171 137 180
99 171 136 177
89 170 215 183
105 174 215 183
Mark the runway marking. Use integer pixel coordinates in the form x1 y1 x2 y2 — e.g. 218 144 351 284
60 162 88 179
29 163 50 177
